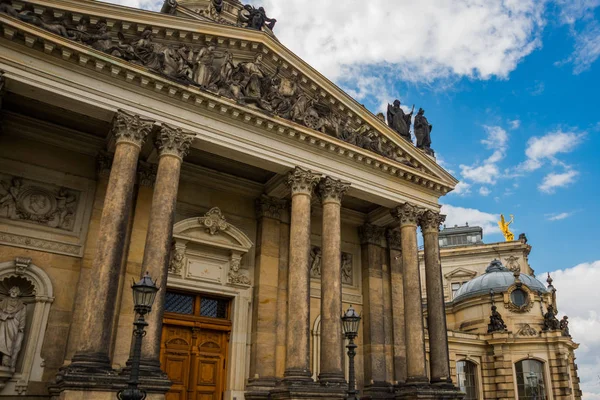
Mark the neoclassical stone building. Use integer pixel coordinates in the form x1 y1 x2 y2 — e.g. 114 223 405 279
0 1 580 400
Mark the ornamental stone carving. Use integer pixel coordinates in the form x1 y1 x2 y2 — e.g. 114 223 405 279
14 257 31 276
420 210 446 233
358 224 386 247
0 286 26 370
504 255 520 273
0 173 80 231
318 177 350 204
286 167 321 196
255 195 287 220
516 324 538 337
111 110 154 148
228 255 251 286
169 245 186 275
542 304 560 331
487 305 507 333
390 203 423 227
198 207 229 235
386 229 402 251
96 152 113 179
156 124 194 160
137 161 158 187
308 245 353 285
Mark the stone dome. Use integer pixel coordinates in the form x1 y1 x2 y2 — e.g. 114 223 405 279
452 260 547 303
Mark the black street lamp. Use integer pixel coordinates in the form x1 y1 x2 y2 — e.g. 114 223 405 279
342 305 361 400
117 272 159 400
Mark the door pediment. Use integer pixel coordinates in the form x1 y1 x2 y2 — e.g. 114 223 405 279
0 0 457 195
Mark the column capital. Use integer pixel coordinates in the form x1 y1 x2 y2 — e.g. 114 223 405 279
318 176 350 204
386 228 402 251
286 167 321 196
390 203 424 227
137 161 158 187
420 210 446 233
156 123 194 160
358 223 386 247
111 109 155 148
255 194 288 220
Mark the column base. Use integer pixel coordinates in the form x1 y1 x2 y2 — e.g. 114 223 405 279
318 371 346 386
361 381 395 399
282 368 314 384
245 376 279 400
119 357 172 393
270 380 347 400
395 382 464 400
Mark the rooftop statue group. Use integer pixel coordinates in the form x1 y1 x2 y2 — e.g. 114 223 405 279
0 2 435 161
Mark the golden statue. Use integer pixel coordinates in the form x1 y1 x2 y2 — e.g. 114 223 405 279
498 214 514 241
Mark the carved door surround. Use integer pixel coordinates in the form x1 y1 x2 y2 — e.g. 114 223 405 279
0 257 54 396
167 207 253 400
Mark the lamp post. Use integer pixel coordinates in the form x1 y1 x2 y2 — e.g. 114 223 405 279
342 305 361 400
117 272 159 400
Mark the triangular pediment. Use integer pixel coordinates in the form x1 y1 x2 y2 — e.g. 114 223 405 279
0 0 457 194
444 268 478 280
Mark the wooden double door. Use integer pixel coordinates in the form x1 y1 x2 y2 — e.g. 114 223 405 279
161 312 230 400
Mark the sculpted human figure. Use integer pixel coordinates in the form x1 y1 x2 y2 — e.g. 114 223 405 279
414 107 433 155
192 45 221 88
239 5 276 31
387 99 413 142
487 305 507 333
542 304 560 331
0 178 22 219
208 50 235 90
559 316 570 336
0 287 26 370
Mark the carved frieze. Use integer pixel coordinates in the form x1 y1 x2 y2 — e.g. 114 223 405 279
198 207 228 235
111 110 154 148
156 124 194 160
0 173 80 232
286 167 321 196
0 3 427 169
308 245 354 285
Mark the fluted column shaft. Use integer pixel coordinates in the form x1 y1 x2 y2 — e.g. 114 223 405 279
139 125 193 370
72 110 153 368
391 203 428 384
318 177 349 384
283 167 321 382
421 210 451 384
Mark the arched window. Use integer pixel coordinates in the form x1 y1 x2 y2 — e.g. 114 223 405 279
515 360 547 399
456 360 478 399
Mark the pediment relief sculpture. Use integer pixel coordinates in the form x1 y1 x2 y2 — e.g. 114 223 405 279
0 1 450 184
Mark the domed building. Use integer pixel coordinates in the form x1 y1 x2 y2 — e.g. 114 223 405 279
420 225 582 399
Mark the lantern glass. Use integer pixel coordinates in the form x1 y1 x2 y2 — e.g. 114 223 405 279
341 305 361 336
132 272 159 311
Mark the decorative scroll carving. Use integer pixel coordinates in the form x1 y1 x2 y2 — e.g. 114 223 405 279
504 255 520 273
286 167 321 196
14 257 30 276
111 109 154 148
308 245 354 285
0 2 423 166
96 152 113 179
137 161 158 187
419 210 446 233
318 177 350 204
386 228 402 251
156 124 194 160
255 195 287 220
198 207 228 235
0 173 80 231
169 245 186 275
391 203 424 227
358 224 386 247
516 323 538 337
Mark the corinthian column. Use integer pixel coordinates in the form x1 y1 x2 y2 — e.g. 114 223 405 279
71 110 154 370
390 203 428 384
420 210 452 385
138 124 193 373
317 177 350 385
283 167 321 383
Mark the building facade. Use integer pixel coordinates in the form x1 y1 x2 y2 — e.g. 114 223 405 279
0 1 580 400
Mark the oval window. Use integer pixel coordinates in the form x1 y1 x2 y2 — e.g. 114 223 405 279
511 289 528 307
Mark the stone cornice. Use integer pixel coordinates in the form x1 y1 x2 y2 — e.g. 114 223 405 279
0 3 457 197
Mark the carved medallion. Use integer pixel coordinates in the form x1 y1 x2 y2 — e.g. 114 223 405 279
198 208 228 235
504 256 520 273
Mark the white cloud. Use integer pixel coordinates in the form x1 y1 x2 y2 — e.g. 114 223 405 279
565 20 600 74
459 126 509 185
449 181 471 196
509 119 521 130
522 130 585 171
545 211 574 221
440 204 500 235
538 169 579 193
460 163 500 185
549 260 600 398
479 186 491 196
527 80 545 95
98 0 163 9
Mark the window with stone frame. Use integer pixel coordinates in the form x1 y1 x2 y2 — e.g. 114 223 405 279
515 360 547 400
451 281 470 299
456 360 478 399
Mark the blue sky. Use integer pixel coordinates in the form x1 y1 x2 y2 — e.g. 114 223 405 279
101 0 600 396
